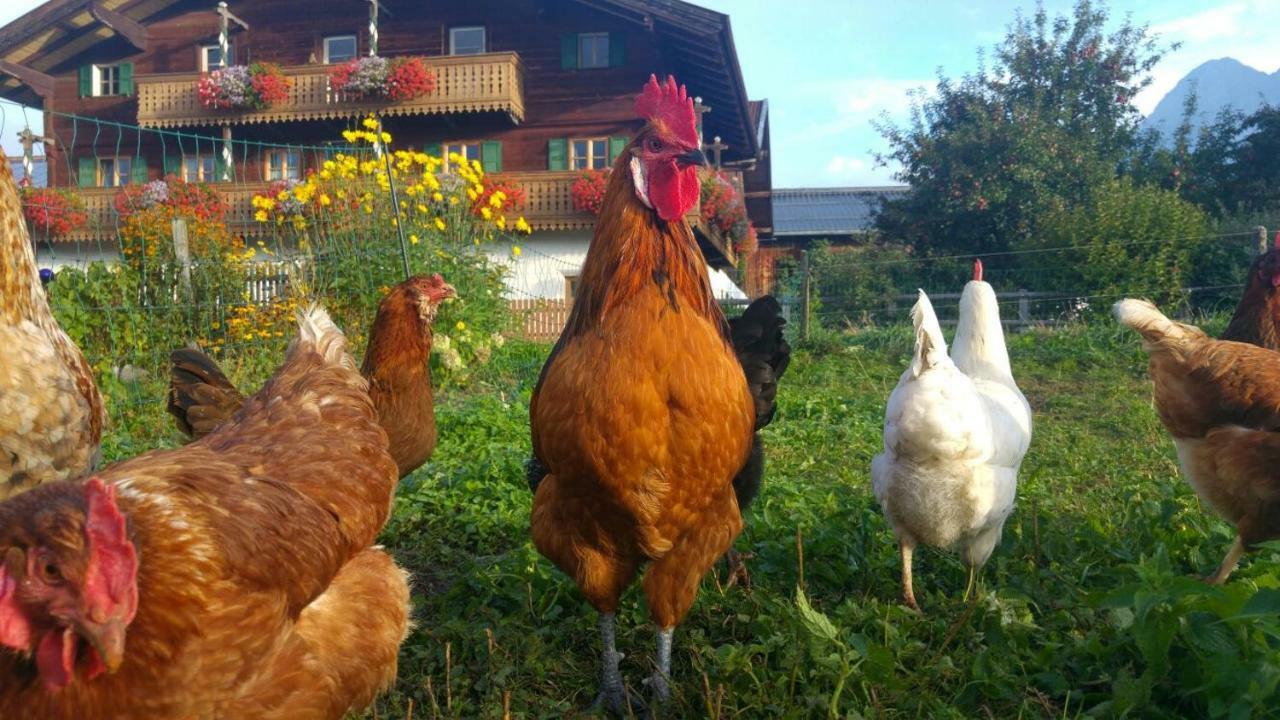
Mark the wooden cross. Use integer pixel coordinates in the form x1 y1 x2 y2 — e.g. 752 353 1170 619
16 128 54 186
706 136 728 169
693 96 711 146
367 0 393 56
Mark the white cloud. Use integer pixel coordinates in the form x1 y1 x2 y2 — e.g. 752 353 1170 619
1149 3 1246 42
825 155 866 175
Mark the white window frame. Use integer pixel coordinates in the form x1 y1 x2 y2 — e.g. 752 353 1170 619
92 64 122 97
200 42 234 72
98 156 132 187
578 32 610 69
569 137 609 170
449 26 486 55
323 35 358 64
443 142 482 171
183 154 217 183
264 149 301 181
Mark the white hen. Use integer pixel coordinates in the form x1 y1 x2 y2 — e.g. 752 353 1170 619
871 261 1031 610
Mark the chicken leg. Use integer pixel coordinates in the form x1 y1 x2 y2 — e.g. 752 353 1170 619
1205 536 1245 585
645 627 674 704
900 539 920 612
592 612 630 714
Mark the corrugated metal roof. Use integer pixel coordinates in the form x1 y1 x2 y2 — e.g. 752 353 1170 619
772 186 908 237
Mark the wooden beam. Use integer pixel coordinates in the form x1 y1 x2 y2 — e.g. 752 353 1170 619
90 2 148 51
0 59 54 98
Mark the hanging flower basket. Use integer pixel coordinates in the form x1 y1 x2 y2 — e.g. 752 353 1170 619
571 169 609 215
198 63 292 110
21 187 87 238
328 56 436 101
700 169 757 256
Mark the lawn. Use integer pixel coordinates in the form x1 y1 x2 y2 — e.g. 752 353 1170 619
101 318 1280 719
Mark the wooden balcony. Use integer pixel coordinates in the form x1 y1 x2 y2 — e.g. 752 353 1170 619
60 168 736 267
135 52 525 128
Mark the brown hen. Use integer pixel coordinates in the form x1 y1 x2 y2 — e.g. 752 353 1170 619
0 158 104 498
1116 298 1280 583
529 75 754 711
1220 232 1280 350
167 273 455 478
0 304 409 719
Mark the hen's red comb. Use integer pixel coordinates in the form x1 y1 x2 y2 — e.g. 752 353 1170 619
634 74 699 147
973 258 983 282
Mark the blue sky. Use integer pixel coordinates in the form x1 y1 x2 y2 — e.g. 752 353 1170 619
1 0 1277 188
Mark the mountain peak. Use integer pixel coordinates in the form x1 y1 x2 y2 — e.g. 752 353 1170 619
1141 57 1280 141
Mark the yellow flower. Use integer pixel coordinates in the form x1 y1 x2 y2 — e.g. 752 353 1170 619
480 207 492 220
409 234 419 245
319 193 332 206
417 204 428 214
342 129 358 143
489 192 505 208
380 131 392 143
495 215 506 230
362 117 379 130
435 217 446 230
449 196 459 205
455 321 466 331
512 245 522 256
432 192 444 202
515 217 531 233
254 210 269 222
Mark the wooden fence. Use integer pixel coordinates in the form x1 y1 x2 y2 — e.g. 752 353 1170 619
510 298 572 341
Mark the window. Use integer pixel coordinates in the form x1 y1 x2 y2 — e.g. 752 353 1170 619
183 154 218 182
265 150 301 181
449 26 486 55
200 43 234 71
94 65 121 97
578 32 610 69
98 157 132 187
570 138 609 170
323 35 358 64
443 142 481 171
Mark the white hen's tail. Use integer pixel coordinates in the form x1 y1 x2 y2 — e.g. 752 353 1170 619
294 303 358 371
1113 299 1193 348
910 290 948 377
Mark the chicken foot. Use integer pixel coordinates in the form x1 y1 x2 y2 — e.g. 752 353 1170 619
591 612 636 715
1205 536 1245 585
900 539 921 612
643 627 674 705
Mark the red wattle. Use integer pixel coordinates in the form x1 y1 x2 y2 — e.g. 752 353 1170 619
36 627 77 690
649 162 700 221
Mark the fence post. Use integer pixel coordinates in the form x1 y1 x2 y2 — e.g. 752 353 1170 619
1017 289 1030 327
1257 226 1269 256
800 249 811 340
171 218 192 299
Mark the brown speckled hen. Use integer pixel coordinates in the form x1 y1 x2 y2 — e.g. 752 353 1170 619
529 75 754 712
0 305 409 719
0 160 104 498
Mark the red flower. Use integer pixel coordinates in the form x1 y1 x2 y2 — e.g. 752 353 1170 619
571 169 609 215
249 63 292 107
21 188 88 237
386 58 436 102
472 177 527 217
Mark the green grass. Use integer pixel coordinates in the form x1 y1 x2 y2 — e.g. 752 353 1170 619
100 323 1280 719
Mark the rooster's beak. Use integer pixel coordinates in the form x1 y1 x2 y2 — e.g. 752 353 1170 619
676 148 708 168
79 616 127 674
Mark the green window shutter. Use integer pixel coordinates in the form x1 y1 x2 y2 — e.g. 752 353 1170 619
608 136 628 164
423 143 442 160
547 138 567 171
78 65 92 97
163 155 181 177
118 63 134 96
77 157 96 187
608 33 626 68
131 156 148 184
560 34 578 70
480 141 502 173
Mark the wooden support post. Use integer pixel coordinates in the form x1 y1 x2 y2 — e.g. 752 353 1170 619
706 136 728 169
172 218 192 299
1256 226 1269 256
693 96 710 146
221 126 233 181
16 128 55 186
800 249 811 341
366 0 391 56
1018 289 1030 328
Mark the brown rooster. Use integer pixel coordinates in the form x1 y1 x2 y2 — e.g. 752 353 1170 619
1220 232 1280 350
529 75 755 711
1116 298 1280 583
0 160 105 498
0 304 409 719
168 273 455 478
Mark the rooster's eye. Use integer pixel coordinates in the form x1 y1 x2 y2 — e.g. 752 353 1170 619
41 563 60 582
646 137 663 153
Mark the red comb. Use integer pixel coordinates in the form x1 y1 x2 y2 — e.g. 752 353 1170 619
634 74 699 147
973 258 983 282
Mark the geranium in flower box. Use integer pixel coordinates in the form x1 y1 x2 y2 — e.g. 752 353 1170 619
21 188 88 238
198 63 292 110
329 56 436 101
571 169 609 215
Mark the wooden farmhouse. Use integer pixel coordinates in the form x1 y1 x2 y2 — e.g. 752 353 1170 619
0 0 771 300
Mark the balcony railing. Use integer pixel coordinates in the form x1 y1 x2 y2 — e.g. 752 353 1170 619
136 52 525 128
58 168 736 266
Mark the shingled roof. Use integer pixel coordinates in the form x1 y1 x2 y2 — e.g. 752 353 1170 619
772 186 908 238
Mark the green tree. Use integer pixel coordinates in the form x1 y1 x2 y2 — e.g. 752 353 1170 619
875 0 1169 258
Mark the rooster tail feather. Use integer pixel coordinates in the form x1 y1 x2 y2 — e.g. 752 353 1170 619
295 304 357 370
167 347 245 439
910 290 948 376
1113 299 1188 346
